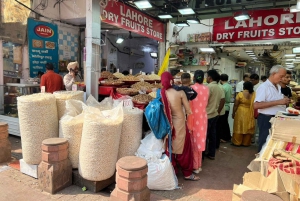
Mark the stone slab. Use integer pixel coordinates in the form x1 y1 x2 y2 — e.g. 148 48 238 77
20 159 38 179
42 138 68 146
38 159 72 194
117 156 147 171
110 186 150 201
72 170 115 193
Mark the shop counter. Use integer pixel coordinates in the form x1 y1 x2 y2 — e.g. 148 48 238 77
0 83 40 136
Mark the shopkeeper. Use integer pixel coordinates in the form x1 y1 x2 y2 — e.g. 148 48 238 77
63 61 82 91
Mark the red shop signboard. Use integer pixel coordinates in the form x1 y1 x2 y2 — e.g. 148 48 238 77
213 8 300 42
101 2 165 42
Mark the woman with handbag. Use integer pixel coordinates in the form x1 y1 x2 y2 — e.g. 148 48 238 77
161 72 200 181
232 81 256 146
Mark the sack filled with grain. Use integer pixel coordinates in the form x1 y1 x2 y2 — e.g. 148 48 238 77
53 91 84 120
59 99 86 138
86 95 113 111
79 103 123 181
18 93 58 165
59 100 86 168
118 107 143 159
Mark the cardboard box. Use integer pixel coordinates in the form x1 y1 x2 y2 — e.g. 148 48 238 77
242 170 300 201
272 118 300 144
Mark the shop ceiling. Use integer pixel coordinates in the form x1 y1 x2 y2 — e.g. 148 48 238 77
125 0 296 22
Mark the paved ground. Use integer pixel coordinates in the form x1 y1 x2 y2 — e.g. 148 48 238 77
0 136 257 201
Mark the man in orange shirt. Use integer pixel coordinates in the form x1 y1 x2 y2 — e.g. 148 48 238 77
40 63 64 93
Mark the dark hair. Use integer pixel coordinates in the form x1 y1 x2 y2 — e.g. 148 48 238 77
122 70 129 75
243 74 249 79
286 70 292 75
243 81 254 94
181 73 190 79
250 73 259 80
37 71 44 76
194 70 204 84
261 75 267 80
45 63 54 70
220 74 229 81
101 68 106 72
207 70 220 82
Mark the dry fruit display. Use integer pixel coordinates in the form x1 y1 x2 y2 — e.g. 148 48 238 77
131 81 153 91
132 94 153 104
116 88 139 96
113 72 125 78
100 78 124 86
101 71 116 79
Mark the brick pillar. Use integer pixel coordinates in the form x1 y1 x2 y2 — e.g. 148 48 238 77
241 190 283 201
110 156 150 201
0 122 11 163
38 138 72 194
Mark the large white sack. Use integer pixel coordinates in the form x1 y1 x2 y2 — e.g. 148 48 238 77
18 93 58 165
79 103 123 181
135 132 164 163
147 154 178 190
86 95 113 111
59 100 86 138
59 100 86 168
118 107 143 159
53 91 84 120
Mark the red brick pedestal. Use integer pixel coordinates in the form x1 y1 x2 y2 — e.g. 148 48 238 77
38 138 72 194
0 122 11 163
110 156 150 201
241 190 283 201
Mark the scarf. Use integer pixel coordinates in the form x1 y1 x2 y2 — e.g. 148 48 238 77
160 72 175 139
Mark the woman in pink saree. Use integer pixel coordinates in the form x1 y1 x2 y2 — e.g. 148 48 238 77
188 70 209 173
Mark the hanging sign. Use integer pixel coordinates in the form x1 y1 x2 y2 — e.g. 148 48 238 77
213 8 300 42
27 18 59 77
101 2 164 42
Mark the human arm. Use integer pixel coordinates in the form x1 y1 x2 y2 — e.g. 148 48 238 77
218 98 225 115
40 75 45 88
254 99 290 109
232 94 240 119
63 74 74 91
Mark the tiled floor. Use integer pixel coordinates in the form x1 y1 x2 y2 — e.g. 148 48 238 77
0 135 257 201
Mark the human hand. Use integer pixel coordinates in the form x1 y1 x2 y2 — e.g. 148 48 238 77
70 69 75 78
232 113 235 119
279 97 290 105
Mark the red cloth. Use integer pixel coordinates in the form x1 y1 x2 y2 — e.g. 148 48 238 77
40 70 64 93
160 72 175 139
165 127 193 177
98 86 116 96
268 150 300 176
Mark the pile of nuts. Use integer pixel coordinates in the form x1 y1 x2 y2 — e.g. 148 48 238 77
151 83 162 89
119 75 139 81
116 88 139 96
132 94 153 103
113 72 125 78
101 78 124 85
101 71 116 79
148 74 161 80
131 81 153 91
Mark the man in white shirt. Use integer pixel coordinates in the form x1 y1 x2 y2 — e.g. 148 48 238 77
250 74 260 91
236 74 250 95
63 61 82 91
254 65 290 152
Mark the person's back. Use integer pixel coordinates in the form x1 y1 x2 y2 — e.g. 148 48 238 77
40 63 64 93
207 82 223 118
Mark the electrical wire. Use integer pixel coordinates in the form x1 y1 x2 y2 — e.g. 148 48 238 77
34 0 48 10
14 0 80 27
54 0 63 8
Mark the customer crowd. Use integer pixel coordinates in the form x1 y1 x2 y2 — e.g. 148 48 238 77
160 65 292 179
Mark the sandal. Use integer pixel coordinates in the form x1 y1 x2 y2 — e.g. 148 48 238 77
184 174 200 181
206 155 215 160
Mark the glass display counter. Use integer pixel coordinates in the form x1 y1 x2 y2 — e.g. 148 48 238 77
0 83 40 136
